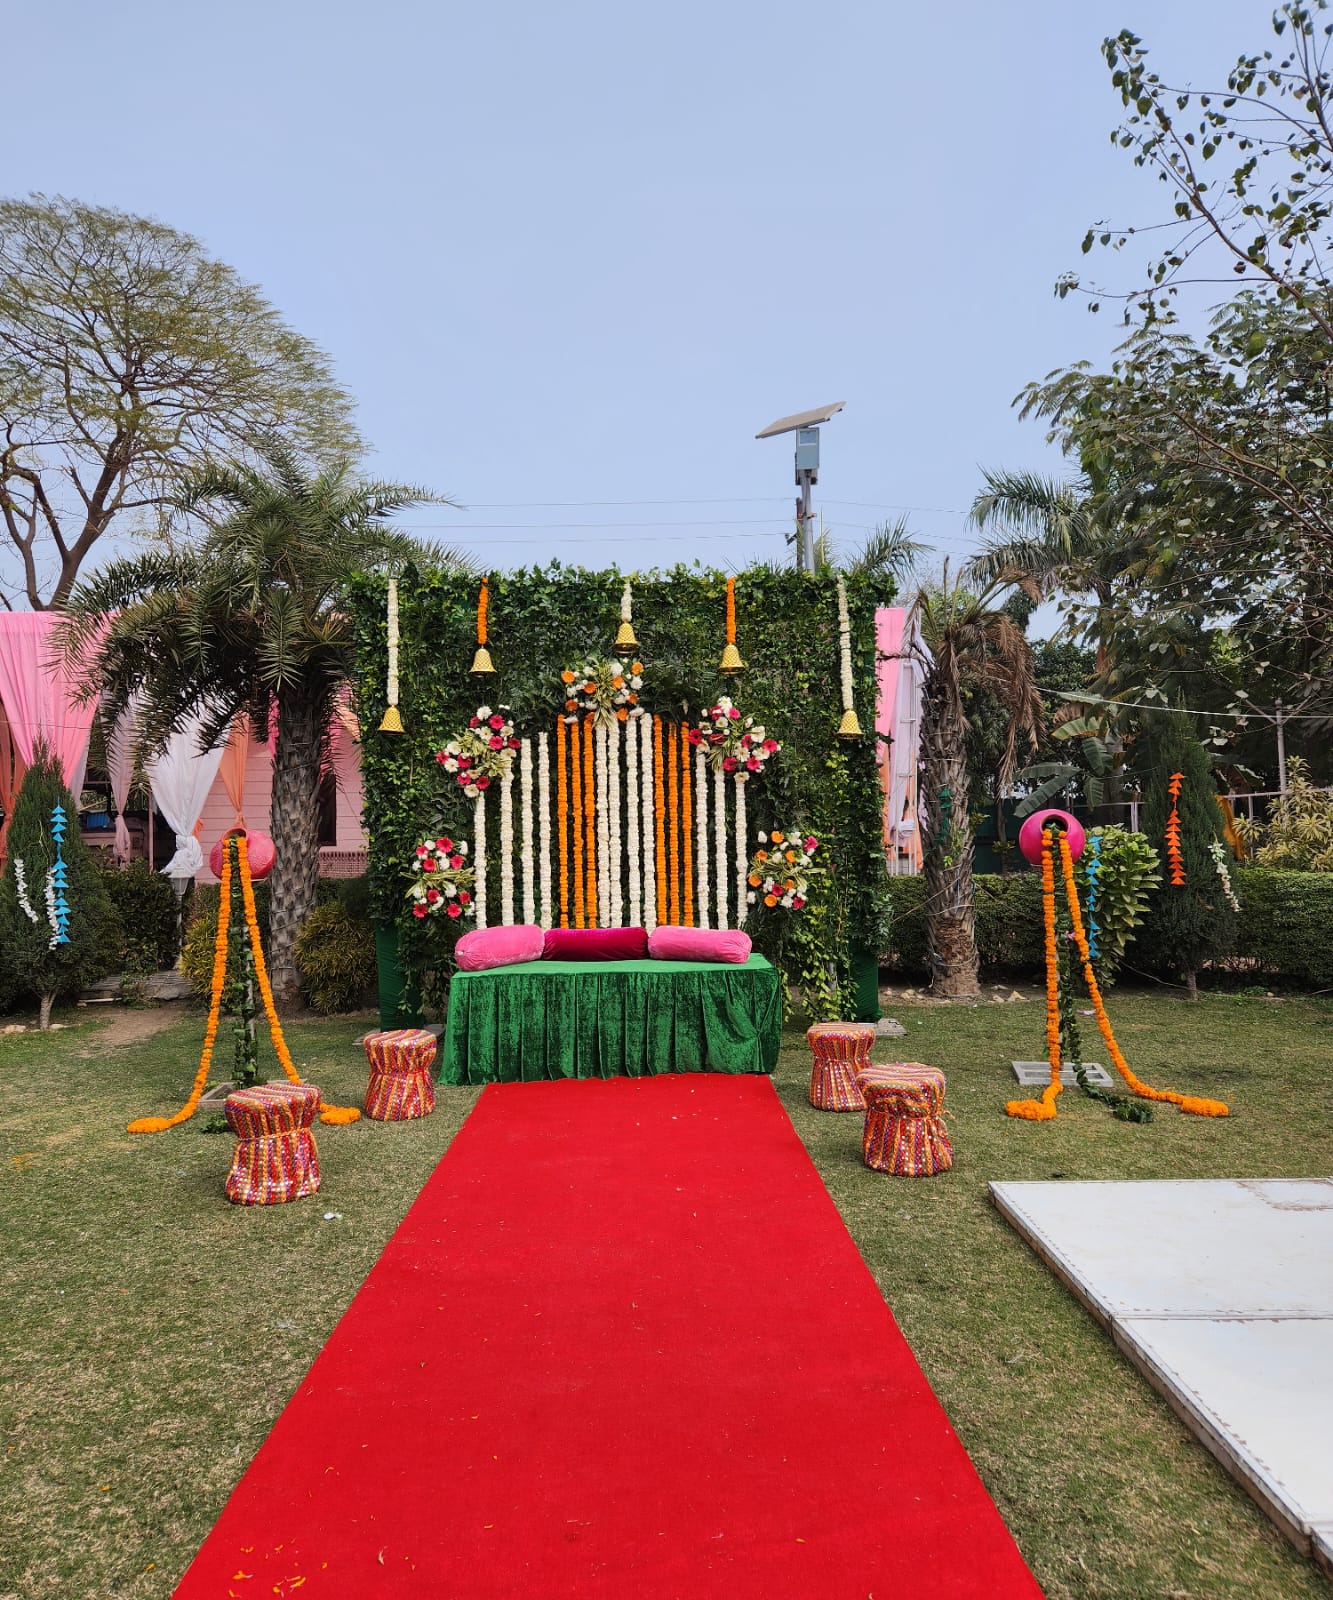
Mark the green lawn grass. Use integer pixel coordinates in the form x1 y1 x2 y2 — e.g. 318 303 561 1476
1 990 1330 1599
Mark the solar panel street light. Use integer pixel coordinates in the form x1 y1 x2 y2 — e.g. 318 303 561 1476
755 402 846 571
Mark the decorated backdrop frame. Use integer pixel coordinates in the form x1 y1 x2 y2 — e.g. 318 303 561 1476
348 564 893 1019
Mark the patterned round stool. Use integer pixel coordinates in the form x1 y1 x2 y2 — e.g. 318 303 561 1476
806 1021 877 1111
856 1062 953 1176
224 1082 322 1205
363 1028 438 1121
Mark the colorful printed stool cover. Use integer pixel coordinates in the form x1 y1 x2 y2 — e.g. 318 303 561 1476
806 1021 877 1111
224 1082 322 1205
363 1028 438 1121
856 1062 953 1177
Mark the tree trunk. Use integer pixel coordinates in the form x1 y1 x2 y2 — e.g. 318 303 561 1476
38 992 53 1030
268 689 324 1007
1185 969 1198 1002
921 672 981 1001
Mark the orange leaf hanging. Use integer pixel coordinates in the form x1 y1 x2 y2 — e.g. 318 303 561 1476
1165 771 1186 885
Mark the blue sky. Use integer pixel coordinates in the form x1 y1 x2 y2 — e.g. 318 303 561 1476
7 0 1275 610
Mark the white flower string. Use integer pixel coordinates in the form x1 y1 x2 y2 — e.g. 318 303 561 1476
694 745 710 928
641 713 657 932
1209 839 1242 913
499 762 515 925
378 578 403 732
43 866 60 949
13 858 40 925
537 731 553 930
608 715 624 926
734 773 749 926
473 792 488 929
713 765 729 929
595 721 611 927
835 575 862 737
626 714 642 927
520 735 535 925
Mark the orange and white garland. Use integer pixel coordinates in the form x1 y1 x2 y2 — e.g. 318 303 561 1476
1165 771 1186 885
128 836 360 1132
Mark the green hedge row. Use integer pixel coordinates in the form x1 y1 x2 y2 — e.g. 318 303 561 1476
884 866 1333 989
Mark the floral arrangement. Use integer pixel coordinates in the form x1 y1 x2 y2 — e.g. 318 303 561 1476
746 829 818 911
1208 839 1242 913
407 833 476 920
560 657 643 727
436 706 521 797
689 697 779 775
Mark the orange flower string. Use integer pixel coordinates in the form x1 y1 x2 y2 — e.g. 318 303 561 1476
667 721 680 925
653 714 668 927
1057 832 1228 1118
1165 771 1186 885
127 841 234 1132
725 576 737 644
477 576 489 645
680 722 694 926
571 713 585 927
583 715 597 927
1005 824 1063 1121
557 715 570 928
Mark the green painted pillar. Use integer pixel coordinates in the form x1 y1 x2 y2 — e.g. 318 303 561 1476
375 926 423 1029
850 949 881 1023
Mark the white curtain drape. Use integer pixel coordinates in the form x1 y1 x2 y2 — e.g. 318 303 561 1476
106 702 139 863
145 713 228 879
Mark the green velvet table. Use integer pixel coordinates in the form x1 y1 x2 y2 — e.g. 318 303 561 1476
440 954 782 1084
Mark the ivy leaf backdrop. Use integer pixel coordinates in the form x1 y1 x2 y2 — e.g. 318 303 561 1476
348 564 894 1018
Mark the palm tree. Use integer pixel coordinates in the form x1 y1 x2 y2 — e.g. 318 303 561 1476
59 439 469 1003
908 567 1043 999
812 516 932 584
966 468 1146 674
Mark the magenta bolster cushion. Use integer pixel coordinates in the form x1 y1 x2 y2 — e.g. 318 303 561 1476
647 927 753 964
542 926 649 961
454 923 546 972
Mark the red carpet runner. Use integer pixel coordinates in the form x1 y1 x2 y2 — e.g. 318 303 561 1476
176 1075 1044 1599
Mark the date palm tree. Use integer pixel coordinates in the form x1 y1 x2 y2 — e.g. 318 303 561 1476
909 567 1043 999
59 438 469 1003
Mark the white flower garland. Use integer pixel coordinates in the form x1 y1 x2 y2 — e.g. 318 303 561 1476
596 720 611 927
1209 839 1242 913
620 579 633 628
473 793 488 929
499 763 515 925
537 732 553 930
520 736 535 925
713 765 729 929
608 715 624 926
694 745 710 928
641 713 657 931
626 714 642 927
837 575 856 715
13 858 40 925
734 773 749 927
382 577 401 726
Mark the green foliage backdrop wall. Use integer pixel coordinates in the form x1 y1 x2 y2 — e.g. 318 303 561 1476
347 564 893 1014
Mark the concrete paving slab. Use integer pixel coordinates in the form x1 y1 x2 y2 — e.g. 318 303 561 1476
1115 1315 1333 1551
1310 1521 1333 1579
991 1178 1333 1320
1010 1059 1114 1089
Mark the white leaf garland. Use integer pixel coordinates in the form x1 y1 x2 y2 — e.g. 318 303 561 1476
499 764 515 925
474 793 487 929
609 715 624 926
385 579 400 710
537 733 553 930
520 736 535 925
626 715 642 927
13 858 40 925
596 721 611 927
695 746 710 928
713 765 729 929
836 575 855 715
641 714 657 932
734 773 749 927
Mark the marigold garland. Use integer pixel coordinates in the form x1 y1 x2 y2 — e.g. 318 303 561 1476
1058 832 1229 1118
653 714 668 927
667 721 681 925
1165 771 1186 886
726 575 737 644
583 714 597 926
477 576 489 645
680 719 694 926
569 713 584 927
1005 825 1064 1121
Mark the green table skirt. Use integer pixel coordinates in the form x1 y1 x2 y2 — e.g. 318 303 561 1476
440 955 782 1084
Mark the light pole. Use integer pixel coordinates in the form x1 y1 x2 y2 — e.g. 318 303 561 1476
755 402 846 571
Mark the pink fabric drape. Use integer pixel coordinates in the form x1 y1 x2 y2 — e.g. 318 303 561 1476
218 715 254 828
0 703 26 861
0 613 103 802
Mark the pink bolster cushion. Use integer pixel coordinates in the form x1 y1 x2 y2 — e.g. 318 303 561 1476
454 923 546 971
542 927 649 961
647 927 752 964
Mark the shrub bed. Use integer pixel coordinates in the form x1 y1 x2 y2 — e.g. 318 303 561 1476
1231 867 1333 988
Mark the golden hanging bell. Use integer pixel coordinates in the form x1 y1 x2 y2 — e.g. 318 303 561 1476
719 642 746 673
470 646 496 674
836 708 863 738
615 620 639 649
377 705 404 734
